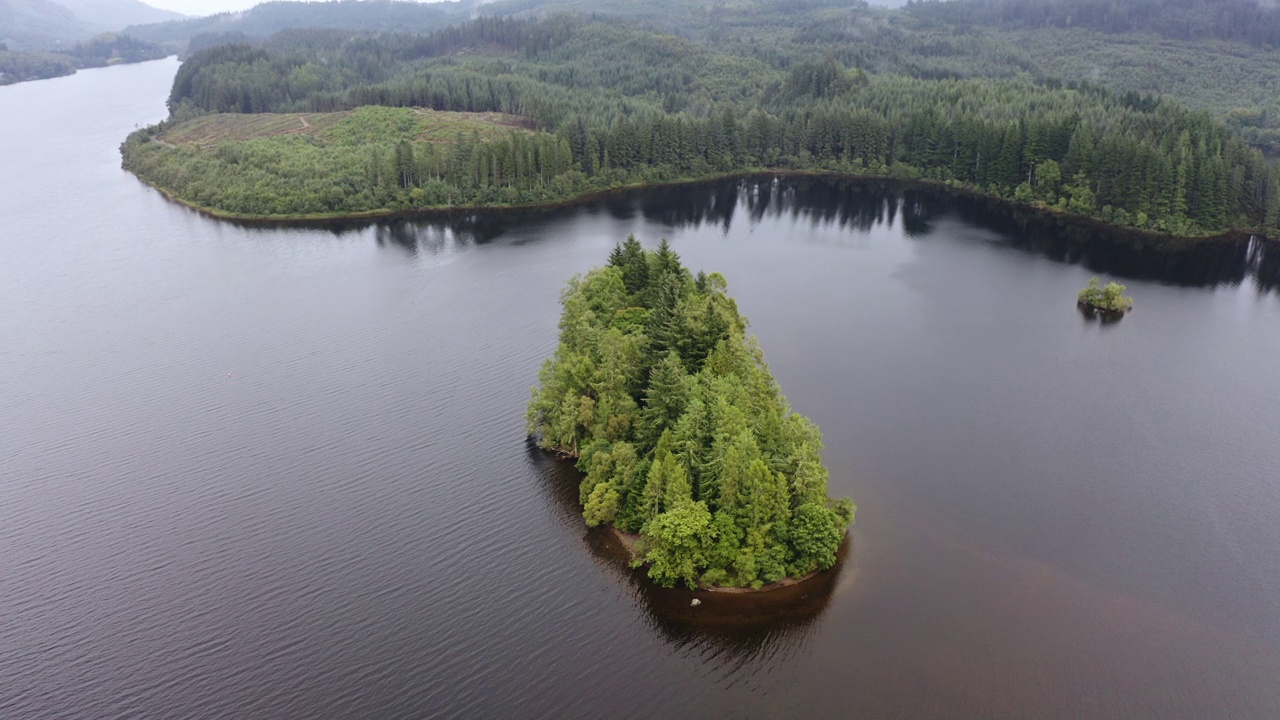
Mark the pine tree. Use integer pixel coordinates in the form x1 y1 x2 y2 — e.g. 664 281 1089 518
615 236 649 297
395 140 416 189
641 351 689 448
646 273 686 359
1063 124 1096 180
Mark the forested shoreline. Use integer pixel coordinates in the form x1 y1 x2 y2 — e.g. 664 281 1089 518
119 7 1280 238
0 33 167 86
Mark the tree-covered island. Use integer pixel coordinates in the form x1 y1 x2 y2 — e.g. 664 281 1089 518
1078 277 1134 315
527 238 854 590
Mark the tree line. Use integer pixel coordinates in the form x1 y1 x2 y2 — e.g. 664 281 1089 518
125 13 1280 235
0 33 165 86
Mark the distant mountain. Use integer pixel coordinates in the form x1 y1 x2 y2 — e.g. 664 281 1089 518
0 0 184 50
0 0 93 49
55 0 185 30
125 0 465 48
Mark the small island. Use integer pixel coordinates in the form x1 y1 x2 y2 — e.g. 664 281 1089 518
1077 276 1134 316
527 237 854 590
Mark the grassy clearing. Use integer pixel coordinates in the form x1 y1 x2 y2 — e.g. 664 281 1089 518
123 104 574 217
158 106 533 151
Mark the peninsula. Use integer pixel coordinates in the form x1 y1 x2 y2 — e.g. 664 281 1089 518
118 8 1280 240
527 238 854 589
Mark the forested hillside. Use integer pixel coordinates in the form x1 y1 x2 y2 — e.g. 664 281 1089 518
0 32 165 84
116 0 1280 155
906 0 1280 47
123 10 1280 236
481 0 1280 154
527 239 854 589
898 0 1280 153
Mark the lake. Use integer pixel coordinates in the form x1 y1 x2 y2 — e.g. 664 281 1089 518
2 58 1279 718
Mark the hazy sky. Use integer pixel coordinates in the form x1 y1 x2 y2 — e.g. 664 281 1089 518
145 0 448 18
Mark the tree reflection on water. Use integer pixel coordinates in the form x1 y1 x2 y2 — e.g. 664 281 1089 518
224 175 1280 294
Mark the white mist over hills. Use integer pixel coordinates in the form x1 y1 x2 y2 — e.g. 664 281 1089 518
142 0 448 17
54 0 186 27
0 0 185 48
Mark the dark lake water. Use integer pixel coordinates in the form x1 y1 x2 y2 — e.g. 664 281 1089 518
3 58 1280 719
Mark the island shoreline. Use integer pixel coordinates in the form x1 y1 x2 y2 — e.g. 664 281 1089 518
539 441 849 594
123 162 1254 247
605 525 847 594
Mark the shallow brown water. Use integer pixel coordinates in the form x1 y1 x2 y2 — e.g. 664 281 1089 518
2 58 1279 718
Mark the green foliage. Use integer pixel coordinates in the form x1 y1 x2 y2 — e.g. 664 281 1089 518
121 106 575 217
114 0 1280 160
638 501 713 588
528 241 854 588
908 0 1280 48
789 503 844 575
1078 276 1134 313
121 8 1280 236
583 482 622 528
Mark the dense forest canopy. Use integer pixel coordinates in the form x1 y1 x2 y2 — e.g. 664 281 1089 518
906 0 1280 47
481 0 1280 154
114 0 1280 153
527 238 854 589
122 9 1280 236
